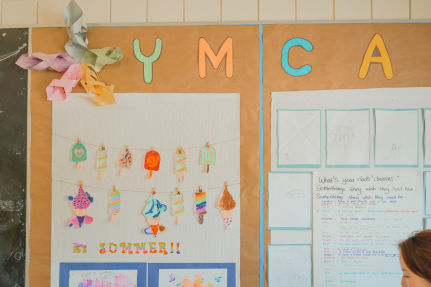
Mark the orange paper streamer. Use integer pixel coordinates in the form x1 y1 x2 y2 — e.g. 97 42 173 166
80 63 116 106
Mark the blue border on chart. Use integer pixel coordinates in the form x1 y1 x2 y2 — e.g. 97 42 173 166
425 217 431 229
276 109 322 168
258 24 264 287
267 244 312 287
374 108 420 168
325 109 371 168
425 171 431 216
424 108 431 167
147 263 236 287
59 262 147 287
267 171 312 230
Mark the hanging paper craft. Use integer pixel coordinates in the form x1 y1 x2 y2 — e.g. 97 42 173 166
144 149 160 179
143 190 167 237
118 146 133 176
80 47 124 73
96 144 108 181
64 0 88 61
80 63 116 106
200 142 216 173
109 186 120 222
68 183 93 228
195 186 207 224
175 146 187 183
71 138 87 169
46 63 81 101
218 181 236 230
16 52 77 73
64 0 123 71
172 187 184 225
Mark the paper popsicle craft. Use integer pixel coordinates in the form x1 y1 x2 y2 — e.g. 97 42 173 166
172 187 184 225
71 138 87 169
144 149 160 179
118 146 133 176
195 185 207 224
143 189 167 237
200 142 216 173
218 181 236 230
109 186 120 222
175 146 187 183
68 182 93 228
96 144 108 180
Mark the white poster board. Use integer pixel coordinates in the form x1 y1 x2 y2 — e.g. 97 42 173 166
51 93 240 286
270 87 431 246
313 171 423 287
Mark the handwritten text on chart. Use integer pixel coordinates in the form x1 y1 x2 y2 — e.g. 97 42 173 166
313 171 422 287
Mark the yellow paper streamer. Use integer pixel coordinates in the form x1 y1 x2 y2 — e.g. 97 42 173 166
80 64 116 106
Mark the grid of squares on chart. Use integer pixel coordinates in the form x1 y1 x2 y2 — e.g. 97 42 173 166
275 108 425 169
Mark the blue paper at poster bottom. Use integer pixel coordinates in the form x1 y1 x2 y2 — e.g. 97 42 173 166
59 262 147 287
148 263 236 287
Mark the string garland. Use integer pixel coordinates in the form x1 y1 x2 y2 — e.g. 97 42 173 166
52 177 240 193
53 133 240 151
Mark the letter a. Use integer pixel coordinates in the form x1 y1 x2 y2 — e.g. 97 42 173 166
199 37 233 78
359 34 393 79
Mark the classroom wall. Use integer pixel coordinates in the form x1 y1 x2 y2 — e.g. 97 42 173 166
0 0 430 27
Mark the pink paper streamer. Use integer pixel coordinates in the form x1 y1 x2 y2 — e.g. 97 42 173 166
46 63 82 101
16 52 77 73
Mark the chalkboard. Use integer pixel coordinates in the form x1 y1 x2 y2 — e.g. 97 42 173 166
0 28 28 287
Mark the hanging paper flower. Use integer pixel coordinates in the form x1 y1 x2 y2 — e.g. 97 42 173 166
109 186 120 222
172 188 184 225
175 146 187 183
195 186 207 224
200 142 216 173
118 146 133 176
144 149 160 179
217 181 236 230
96 144 108 180
71 138 87 169
143 190 167 237
68 183 93 228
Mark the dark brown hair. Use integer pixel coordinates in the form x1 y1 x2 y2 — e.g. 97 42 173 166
399 230 431 282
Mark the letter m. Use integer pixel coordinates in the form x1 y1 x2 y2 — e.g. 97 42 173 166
199 37 233 78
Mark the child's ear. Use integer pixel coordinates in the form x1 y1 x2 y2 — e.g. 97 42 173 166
68 196 73 201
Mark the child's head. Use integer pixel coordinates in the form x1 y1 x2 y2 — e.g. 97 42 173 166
399 230 431 287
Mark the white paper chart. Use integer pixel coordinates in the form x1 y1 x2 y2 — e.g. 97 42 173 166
313 171 423 287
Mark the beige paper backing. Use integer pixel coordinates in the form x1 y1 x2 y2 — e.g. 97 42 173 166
30 26 259 287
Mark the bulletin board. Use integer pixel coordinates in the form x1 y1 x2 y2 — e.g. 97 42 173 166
29 26 259 287
263 23 431 286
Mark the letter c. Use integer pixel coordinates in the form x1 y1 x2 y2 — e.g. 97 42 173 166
281 38 313 77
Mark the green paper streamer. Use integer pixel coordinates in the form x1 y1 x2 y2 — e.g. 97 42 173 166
81 47 124 72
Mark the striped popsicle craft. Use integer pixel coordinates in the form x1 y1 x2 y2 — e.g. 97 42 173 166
175 147 187 183
96 144 108 181
109 186 120 222
195 186 207 224
172 188 184 224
